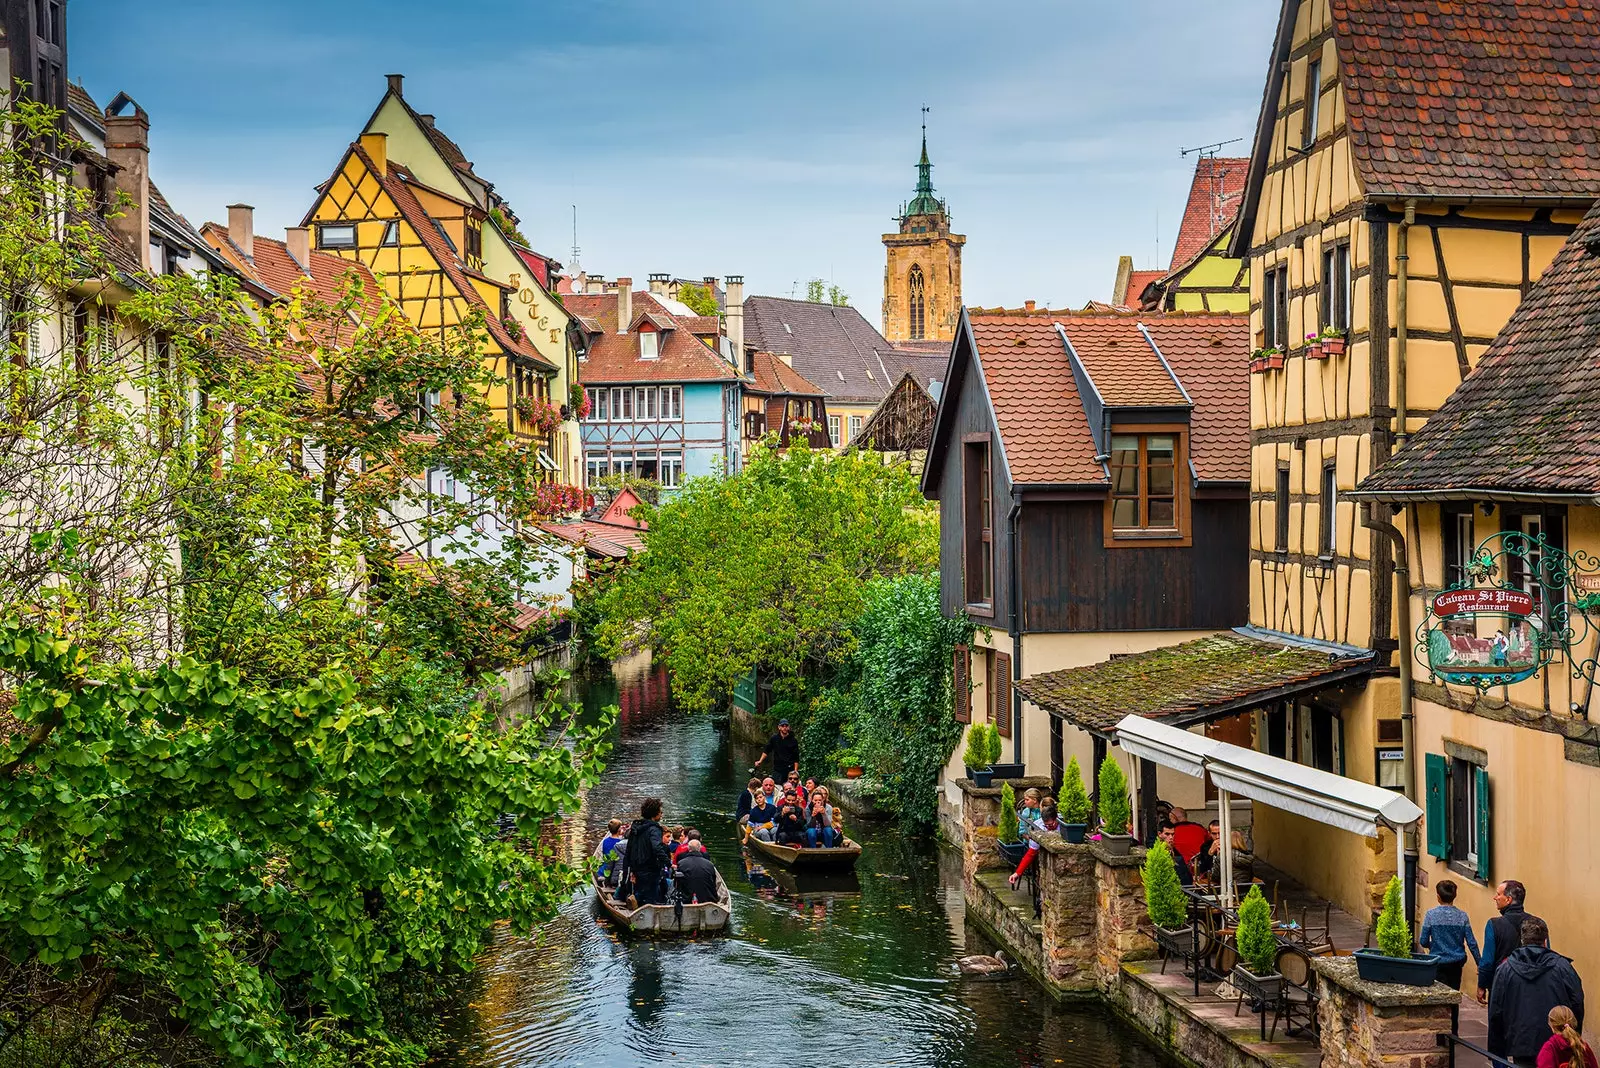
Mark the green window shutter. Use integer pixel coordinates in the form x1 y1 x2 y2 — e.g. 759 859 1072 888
1425 754 1450 860
1475 766 1492 882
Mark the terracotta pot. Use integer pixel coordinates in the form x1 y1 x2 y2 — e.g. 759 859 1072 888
1324 337 1346 356
1266 352 1285 370
1306 342 1324 359
1249 358 1266 375
844 765 863 779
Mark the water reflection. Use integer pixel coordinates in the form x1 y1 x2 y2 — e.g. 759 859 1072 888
448 653 1173 1068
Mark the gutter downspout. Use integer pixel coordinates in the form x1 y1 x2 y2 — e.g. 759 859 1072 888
1363 499 1418 930
1008 492 1023 764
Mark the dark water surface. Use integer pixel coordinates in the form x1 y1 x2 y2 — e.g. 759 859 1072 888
445 655 1172 1068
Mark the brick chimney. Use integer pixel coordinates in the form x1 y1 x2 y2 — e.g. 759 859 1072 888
1024 299 1036 313
103 100 151 270
648 273 669 295
616 276 633 333
227 204 254 261
386 73 404 98
285 226 310 270
359 132 387 175
587 273 605 295
724 275 745 354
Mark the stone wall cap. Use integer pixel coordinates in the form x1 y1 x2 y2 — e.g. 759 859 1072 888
1088 841 1147 867
1028 829 1089 855
1312 956 1462 1007
955 775 1052 798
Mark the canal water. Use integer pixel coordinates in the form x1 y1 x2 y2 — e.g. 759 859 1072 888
446 654 1172 1068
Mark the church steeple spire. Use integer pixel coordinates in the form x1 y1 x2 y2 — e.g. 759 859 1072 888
904 107 944 219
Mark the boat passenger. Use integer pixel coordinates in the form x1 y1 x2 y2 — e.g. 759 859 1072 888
620 798 672 905
1008 802 1061 888
787 770 806 806
775 800 808 846
675 842 720 904
736 778 761 822
1017 789 1042 839
600 818 625 880
748 795 781 841
760 777 780 809
674 829 702 861
805 796 834 848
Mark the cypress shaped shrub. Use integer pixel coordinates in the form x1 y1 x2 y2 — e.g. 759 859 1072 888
1236 884 1278 976
999 782 1018 843
1059 755 1091 825
962 726 987 770
1097 756 1132 836
984 723 1003 765
1375 875 1412 958
1143 841 1188 929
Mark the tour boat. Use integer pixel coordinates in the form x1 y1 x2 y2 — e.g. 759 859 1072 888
591 842 732 935
740 824 863 872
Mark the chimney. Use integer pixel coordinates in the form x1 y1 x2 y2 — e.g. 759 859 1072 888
285 226 310 270
227 204 255 260
359 132 388 175
588 273 605 295
702 275 717 291
103 101 151 269
724 275 745 353
1113 255 1133 305
616 277 633 333
420 114 435 128
1024 299 1037 313
648 272 669 295
386 73 404 98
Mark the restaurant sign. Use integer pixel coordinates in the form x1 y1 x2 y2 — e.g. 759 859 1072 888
1415 530 1600 691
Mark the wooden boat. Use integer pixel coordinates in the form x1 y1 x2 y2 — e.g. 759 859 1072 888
740 824 862 872
591 843 732 935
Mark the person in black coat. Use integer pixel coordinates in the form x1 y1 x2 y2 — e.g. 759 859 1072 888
620 798 672 905
674 844 719 904
753 720 801 784
1479 879 1545 1004
774 801 808 846
1488 917 1584 1064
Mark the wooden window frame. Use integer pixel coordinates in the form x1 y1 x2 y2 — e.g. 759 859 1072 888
1262 263 1290 350
1302 57 1321 149
1103 423 1191 548
317 222 356 250
952 644 971 724
962 433 995 615
1318 461 1337 559
1442 503 1476 589
1274 463 1291 553
1320 241 1351 332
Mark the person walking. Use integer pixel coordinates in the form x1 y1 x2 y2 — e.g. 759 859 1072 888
1420 879 1481 991
752 719 801 784
1488 917 1584 1066
1480 880 1545 1005
1537 1006 1597 1068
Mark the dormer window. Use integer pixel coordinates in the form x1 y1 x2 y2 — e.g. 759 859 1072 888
381 221 400 247
464 218 483 268
639 330 659 360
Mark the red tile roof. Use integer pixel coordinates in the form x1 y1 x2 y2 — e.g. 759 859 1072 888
538 519 645 558
968 314 1104 485
1123 270 1166 309
1062 318 1188 408
567 290 740 384
1141 317 1252 483
747 351 825 396
1169 157 1247 271
203 223 378 309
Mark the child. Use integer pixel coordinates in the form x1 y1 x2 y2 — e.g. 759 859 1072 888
599 818 625 881
1017 788 1043 838
1418 879 1480 991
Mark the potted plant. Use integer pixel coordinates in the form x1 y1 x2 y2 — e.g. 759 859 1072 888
1354 876 1440 985
1096 756 1135 856
1058 755 1091 843
1233 884 1284 1002
1144 840 1193 961
1319 325 1347 356
1264 346 1285 371
995 782 1030 867
963 726 993 788
988 720 1023 779
1305 332 1323 360
1249 350 1268 375
502 316 523 341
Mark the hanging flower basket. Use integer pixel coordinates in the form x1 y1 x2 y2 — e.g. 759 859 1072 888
502 316 524 342
516 396 564 436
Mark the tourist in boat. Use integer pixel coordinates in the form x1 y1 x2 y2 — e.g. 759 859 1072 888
600 818 626 881
803 776 819 806
787 770 806 805
806 794 835 848
775 797 808 846
674 841 719 905
674 829 702 861
736 778 761 822
760 776 780 809
1008 802 1061 888
620 798 673 905
752 718 801 784
747 792 781 841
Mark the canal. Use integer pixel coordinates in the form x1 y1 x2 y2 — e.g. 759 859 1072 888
446 654 1172 1068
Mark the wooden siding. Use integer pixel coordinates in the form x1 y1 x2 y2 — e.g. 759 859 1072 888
934 350 1011 624
1018 498 1248 632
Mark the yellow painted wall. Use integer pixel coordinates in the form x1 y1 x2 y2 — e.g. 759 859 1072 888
1166 231 1249 313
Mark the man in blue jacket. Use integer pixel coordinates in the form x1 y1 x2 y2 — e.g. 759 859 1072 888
1487 917 1583 1065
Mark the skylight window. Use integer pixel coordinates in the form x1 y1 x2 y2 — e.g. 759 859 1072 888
432 219 457 253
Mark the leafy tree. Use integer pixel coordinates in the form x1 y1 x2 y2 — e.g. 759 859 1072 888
1097 756 1132 836
1236 885 1279 975
1060 755 1092 825
1143 842 1188 929
804 278 850 306
597 441 937 713
1375 875 1413 958
999 782 1018 844
676 281 720 317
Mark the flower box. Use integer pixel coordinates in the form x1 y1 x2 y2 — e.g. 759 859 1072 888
1306 341 1325 360
1323 336 1346 356
1265 351 1285 370
988 762 1025 780
1352 949 1440 986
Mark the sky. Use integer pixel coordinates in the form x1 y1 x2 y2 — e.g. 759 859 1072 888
71 0 1280 329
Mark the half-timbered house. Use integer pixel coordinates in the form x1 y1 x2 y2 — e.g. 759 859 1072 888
740 351 832 450
922 309 1251 836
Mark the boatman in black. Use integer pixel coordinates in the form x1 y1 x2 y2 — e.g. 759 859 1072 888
753 718 800 784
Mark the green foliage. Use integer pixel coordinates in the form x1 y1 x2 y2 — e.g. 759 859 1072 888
1375 875 1413 958
999 782 1019 844
590 472 660 507
962 727 988 769
1097 756 1132 836
1143 842 1189 929
1236 885 1279 975
677 281 720 317
1059 755 1092 824
597 441 937 713
817 574 973 830
804 278 850 306
487 206 528 246
985 723 1003 765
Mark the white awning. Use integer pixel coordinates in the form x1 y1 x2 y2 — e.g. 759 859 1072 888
1112 714 1424 838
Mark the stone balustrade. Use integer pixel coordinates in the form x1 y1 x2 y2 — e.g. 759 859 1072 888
1313 958 1459 1068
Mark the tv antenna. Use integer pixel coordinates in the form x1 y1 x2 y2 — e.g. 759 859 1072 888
1179 138 1246 242
1180 137 1243 160
570 205 580 271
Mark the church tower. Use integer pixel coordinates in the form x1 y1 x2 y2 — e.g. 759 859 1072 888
882 121 965 343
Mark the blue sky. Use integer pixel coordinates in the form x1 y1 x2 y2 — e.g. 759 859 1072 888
72 0 1278 328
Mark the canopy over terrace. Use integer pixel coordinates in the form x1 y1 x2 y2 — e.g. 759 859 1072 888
1115 715 1423 907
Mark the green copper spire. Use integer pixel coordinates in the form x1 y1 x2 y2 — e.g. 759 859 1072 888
904 110 944 218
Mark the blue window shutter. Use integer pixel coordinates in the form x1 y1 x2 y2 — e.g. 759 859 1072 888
1425 754 1450 860
1475 766 1491 882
